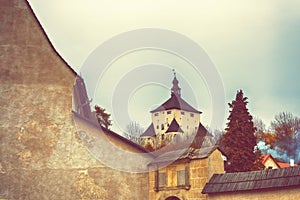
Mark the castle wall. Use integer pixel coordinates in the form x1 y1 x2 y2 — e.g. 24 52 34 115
0 0 148 199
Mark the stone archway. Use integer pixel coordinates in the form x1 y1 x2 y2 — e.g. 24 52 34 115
165 196 180 200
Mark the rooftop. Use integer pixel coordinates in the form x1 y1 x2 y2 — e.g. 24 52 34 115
150 93 201 113
202 166 300 194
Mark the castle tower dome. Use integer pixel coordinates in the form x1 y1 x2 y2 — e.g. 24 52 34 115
171 69 181 97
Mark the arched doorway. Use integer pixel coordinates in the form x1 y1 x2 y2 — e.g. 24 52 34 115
165 196 180 200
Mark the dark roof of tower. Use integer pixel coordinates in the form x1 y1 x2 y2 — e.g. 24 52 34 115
165 119 184 133
150 94 202 113
190 123 210 149
140 123 156 137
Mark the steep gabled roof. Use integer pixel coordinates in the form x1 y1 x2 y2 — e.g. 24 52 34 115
140 123 156 137
165 119 184 133
150 94 201 113
190 123 210 149
202 166 300 194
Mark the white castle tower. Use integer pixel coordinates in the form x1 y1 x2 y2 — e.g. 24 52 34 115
140 71 204 149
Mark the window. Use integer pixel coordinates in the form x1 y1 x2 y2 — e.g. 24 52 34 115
157 125 159 129
167 111 172 114
159 172 166 187
154 112 159 116
161 124 164 130
177 170 185 186
190 113 194 117
161 134 165 140
181 111 185 115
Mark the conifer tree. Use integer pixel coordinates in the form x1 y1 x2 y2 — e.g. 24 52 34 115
94 105 112 129
221 90 263 172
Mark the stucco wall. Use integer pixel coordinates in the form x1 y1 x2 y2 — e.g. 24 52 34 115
0 0 148 199
264 157 279 169
207 187 300 200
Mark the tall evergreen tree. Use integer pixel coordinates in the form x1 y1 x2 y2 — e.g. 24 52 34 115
94 105 112 129
221 90 263 172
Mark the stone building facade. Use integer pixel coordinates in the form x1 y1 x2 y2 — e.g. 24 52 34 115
149 148 224 200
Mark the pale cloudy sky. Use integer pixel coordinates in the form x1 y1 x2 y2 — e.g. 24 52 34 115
28 0 300 132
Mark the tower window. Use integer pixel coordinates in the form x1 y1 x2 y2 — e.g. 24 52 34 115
190 113 194 117
154 112 159 116
161 124 165 130
167 111 172 114
157 125 159 129
181 111 185 115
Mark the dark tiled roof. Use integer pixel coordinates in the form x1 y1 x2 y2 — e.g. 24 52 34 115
202 166 300 194
140 124 156 137
165 119 183 133
190 123 209 149
151 94 201 113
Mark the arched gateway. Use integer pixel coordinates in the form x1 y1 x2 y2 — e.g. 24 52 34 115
165 196 180 200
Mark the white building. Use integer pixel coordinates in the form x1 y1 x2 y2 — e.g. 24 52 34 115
140 72 205 149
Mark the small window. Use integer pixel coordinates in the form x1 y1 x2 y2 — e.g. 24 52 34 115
190 113 194 117
187 125 189 129
159 172 166 187
177 170 185 186
161 124 164 130
157 125 159 129
154 112 159 116
161 134 165 140
181 111 185 115
167 111 172 114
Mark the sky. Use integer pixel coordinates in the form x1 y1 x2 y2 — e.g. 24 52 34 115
28 0 300 133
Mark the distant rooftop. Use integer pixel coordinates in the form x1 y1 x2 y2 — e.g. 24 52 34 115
151 72 201 114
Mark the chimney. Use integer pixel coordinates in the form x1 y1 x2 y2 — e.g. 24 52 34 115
290 159 295 167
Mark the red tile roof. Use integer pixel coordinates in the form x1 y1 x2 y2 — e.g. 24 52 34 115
262 154 298 168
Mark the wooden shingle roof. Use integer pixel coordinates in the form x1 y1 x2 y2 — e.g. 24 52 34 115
202 166 300 194
150 145 220 164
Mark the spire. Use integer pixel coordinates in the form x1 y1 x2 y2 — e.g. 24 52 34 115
171 69 181 97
